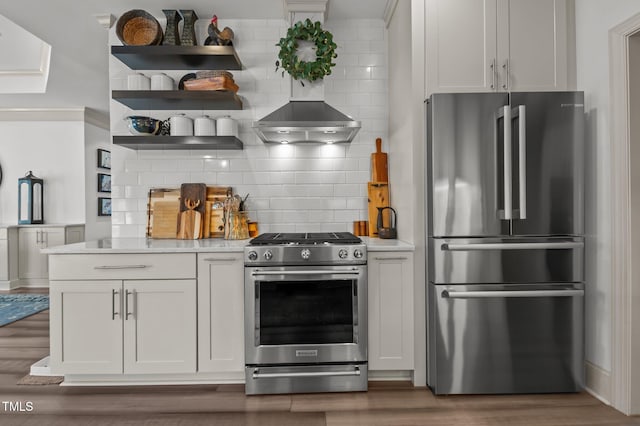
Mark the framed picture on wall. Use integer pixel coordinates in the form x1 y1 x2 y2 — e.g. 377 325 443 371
98 197 111 216
97 149 111 169
98 173 111 193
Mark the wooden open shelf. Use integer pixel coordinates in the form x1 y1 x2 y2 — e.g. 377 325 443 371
111 45 243 70
112 90 242 110
113 135 243 150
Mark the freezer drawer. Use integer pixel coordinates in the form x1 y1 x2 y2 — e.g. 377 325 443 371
429 237 583 284
427 283 584 395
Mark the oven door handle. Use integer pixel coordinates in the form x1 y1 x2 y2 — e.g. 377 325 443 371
251 269 360 276
252 367 361 379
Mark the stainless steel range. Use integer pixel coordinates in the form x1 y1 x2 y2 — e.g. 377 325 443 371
244 232 368 395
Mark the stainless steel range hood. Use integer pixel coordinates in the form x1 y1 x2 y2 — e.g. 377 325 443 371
253 101 361 144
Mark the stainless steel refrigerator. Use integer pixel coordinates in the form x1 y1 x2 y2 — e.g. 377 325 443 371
426 92 585 395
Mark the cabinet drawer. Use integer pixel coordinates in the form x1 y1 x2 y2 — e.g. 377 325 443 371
49 253 196 280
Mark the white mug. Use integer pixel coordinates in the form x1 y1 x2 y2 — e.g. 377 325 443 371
169 114 193 136
194 115 216 136
127 73 150 90
216 116 238 137
151 73 174 90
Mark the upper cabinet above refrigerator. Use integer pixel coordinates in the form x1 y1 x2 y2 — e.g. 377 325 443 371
425 0 573 96
426 92 584 238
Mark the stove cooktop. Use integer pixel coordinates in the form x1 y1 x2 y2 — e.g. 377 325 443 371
249 232 362 245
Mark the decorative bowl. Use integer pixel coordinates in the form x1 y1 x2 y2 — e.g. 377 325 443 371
125 116 163 135
116 10 163 46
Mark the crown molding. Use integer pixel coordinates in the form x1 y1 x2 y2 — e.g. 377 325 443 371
283 0 328 20
0 107 109 129
95 13 115 29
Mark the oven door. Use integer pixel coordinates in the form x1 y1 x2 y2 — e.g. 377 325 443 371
244 265 367 365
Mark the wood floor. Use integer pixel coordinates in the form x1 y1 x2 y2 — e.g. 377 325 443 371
0 288 637 425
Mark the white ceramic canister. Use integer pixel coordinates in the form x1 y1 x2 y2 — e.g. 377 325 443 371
194 115 216 136
216 116 238 137
169 114 193 136
151 73 174 90
127 73 150 90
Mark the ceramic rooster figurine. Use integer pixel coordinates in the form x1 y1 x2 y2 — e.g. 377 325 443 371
204 15 234 46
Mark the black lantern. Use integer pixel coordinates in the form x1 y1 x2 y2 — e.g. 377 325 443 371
18 171 44 225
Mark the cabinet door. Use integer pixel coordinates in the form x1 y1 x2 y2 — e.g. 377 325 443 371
426 0 498 95
368 253 414 370
497 0 568 91
49 280 123 374
18 228 44 280
197 253 244 373
18 228 65 280
123 279 197 374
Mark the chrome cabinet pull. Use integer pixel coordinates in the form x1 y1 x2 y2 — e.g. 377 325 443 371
203 258 237 262
94 265 148 270
490 58 496 89
373 257 408 261
441 241 583 251
502 59 510 90
252 367 361 379
125 289 135 320
442 289 584 299
111 289 119 320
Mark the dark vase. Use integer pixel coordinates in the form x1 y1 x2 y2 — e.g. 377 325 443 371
162 9 181 46
179 10 198 46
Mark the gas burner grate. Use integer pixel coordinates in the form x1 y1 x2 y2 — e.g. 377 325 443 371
249 232 362 245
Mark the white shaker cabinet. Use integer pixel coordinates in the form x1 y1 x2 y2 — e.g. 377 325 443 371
0 227 19 289
197 253 244 373
368 251 414 370
426 0 571 95
18 225 84 286
49 253 197 376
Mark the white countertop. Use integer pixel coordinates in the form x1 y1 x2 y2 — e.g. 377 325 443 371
0 223 84 229
44 236 415 254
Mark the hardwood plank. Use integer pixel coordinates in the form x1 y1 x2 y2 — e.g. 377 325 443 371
0 288 634 426
0 412 326 426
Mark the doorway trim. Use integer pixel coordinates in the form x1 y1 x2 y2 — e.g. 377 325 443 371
609 11 640 416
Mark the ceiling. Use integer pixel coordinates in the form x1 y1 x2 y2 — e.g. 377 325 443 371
0 0 389 118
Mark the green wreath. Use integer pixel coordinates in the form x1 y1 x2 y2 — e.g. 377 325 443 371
275 19 337 85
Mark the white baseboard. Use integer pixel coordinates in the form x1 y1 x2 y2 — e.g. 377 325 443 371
30 356 56 376
0 279 21 290
585 361 612 405
369 370 413 382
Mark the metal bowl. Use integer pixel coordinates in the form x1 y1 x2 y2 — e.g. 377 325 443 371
125 116 163 135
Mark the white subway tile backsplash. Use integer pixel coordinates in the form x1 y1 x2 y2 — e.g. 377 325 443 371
110 18 388 237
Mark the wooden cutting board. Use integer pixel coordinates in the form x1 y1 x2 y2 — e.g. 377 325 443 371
371 137 388 183
368 182 390 237
177 183 206 240
151 201 180 238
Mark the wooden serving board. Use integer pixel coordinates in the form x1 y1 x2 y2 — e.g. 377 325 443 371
371 137 388 183
368 182 390 237
177 183 207 240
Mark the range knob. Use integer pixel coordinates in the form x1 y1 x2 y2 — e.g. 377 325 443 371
338 249 349 259
248 251 258 261
353 249 364 259
264 250 273 260
301 248 311 260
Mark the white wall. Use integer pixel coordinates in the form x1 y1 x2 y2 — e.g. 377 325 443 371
84 122 112 240
575 0 640 373
109 18 388 237
0 120 85 225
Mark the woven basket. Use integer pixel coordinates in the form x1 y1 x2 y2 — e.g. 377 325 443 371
195 70 234 80
116 10 163 46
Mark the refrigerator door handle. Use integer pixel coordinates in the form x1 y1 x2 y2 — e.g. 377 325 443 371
440 241 584 251
441 289 584 299
497 105 513 220
517 105 527 219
